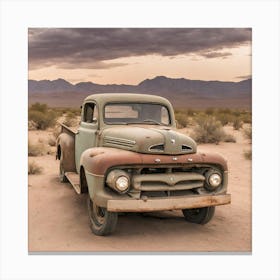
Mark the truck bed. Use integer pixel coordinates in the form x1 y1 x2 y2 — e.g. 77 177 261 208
60 122 78 135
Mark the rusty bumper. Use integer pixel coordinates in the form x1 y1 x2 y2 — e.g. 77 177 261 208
107 193 231 212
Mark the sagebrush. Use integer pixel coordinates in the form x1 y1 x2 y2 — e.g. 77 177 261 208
191 116 226 144
28 161 43 174
28 103 58 130
28 141 46 156
243 149 252 160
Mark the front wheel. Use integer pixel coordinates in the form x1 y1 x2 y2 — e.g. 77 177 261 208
182 206 215 224
87 196 118 236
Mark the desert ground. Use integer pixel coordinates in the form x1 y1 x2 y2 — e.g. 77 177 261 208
28 125 251 252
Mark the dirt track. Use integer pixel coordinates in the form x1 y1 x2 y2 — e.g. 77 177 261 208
28 127 251 252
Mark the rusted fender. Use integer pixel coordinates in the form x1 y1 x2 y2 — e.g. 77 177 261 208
56 132 76 172
80 147 228 176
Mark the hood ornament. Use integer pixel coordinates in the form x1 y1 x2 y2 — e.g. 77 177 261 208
171 139 175 144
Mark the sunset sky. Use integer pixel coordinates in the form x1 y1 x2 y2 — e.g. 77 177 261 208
28 28 251 85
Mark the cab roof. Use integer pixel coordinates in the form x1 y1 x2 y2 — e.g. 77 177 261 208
84 93 172 107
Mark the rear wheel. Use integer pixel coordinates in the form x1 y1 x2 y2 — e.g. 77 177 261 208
182 206 215 224
87 196 118 236
59 153 68 183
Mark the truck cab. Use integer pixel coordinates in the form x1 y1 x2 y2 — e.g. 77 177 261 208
56 93 231 236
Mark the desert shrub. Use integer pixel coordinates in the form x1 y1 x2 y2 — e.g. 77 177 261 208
217 108 231 114
232 110 241 117
243 150 252 160
175 111 189 128
243 126 252 142
205 107 215 115
68 107 81 116
240 112 252 124
232 118 243 130
63 112 78 127
48 136 56 147
191 116 226 144
223 134 236 143
30 102 48 113
28 161 43 175
52 107 81 116
28 120 37 130
28 141 46 156
28 103 58 130
186 108 196 117
215 113 233 126
52 125 61 139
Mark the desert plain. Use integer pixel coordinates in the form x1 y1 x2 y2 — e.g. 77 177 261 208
28 123 251 252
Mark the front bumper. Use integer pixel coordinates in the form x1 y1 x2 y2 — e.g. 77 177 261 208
107 193 231 212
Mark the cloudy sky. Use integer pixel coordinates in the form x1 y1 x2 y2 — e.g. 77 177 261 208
28 28 251 85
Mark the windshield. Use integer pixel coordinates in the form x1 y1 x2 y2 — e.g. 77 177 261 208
104 103 171 125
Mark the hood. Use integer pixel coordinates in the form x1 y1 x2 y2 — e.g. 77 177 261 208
100 126 197 155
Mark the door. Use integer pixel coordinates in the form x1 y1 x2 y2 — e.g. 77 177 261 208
75 102 99 173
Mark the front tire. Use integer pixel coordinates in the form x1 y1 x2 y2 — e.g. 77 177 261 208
182 206 215 224
87 196 118 236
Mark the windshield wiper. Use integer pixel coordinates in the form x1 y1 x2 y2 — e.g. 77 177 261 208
143 119 163 125
126 119 163 125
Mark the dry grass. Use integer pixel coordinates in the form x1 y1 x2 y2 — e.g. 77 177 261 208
63 112 78 127
223 134 236 143
232 118 243 130
28 161 43 175
243 149 252 160
28 141 46 156
48 136 56 147
243 126 252 142
52 125 61 139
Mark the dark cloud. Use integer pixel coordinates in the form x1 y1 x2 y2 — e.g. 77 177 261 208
29 28 251 70
199 51 232 59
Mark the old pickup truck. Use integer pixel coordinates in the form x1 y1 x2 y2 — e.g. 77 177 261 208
56 93 231 236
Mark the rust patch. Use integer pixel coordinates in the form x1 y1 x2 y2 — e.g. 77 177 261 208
107 194 231 212
81 147 228 175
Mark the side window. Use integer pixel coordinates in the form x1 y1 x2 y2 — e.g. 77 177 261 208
83 103 98 123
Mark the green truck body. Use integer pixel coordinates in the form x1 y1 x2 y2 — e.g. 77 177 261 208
56 93 231 236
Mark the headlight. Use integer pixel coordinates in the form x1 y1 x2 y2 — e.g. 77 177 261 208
116 176 129 192
205 170 222 190
106 169 130 193
209 173 222 187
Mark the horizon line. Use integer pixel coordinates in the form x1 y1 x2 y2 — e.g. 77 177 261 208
28 75 252 86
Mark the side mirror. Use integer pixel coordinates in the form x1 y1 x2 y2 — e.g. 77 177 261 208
92 117 98 123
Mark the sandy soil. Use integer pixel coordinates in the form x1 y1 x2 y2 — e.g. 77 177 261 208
28 126 251 252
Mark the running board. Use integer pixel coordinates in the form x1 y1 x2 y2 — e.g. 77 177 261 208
65 172 81 194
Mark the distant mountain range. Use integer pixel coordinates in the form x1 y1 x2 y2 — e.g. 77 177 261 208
28 76 252 108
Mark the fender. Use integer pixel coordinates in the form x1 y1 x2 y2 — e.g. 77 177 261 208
56 132 76 172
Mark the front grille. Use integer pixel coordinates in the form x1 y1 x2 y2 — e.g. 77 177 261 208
132 172 205 192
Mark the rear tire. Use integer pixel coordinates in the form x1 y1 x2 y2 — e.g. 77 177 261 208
59 153 68 183
87 196 118 236
182 206 215 224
